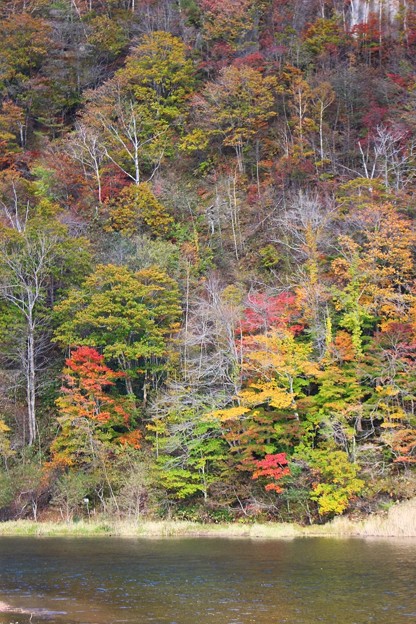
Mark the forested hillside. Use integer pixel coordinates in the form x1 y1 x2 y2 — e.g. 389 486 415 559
0 0 416 524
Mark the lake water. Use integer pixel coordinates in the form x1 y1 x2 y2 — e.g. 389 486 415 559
0 536 415 624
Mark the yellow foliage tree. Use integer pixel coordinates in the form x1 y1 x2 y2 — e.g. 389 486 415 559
208 329 319 472
106 183 172 238
0 419 15 468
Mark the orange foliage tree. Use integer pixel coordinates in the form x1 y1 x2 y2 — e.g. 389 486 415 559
51 346 140 468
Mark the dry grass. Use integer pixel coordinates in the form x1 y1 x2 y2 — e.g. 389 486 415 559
0 519 114 537
0 498 415 539
0 519 303 539
320 498 416 538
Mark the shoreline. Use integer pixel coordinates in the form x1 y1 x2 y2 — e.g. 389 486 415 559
0 498 415 539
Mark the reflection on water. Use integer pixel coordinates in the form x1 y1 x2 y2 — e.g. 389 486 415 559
0 536 415 624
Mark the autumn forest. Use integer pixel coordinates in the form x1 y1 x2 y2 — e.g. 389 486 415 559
0 0 415 525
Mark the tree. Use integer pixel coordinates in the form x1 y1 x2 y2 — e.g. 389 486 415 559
310 81 336 162
54 264 181 401
0 13 50 85
198 0 257 53
86 14 127 61
0 100 25 166
105 182 173 238
75 31 194 187
0 419 14 470
331 194 415 346
356 125 416 191
151 400 228 502
118 30 194 123
62 124 106 204
241 329 319 407
301 348 365 463
0 176 91 445
252 452 290 493
361 322 416 465
0 13 51 137
286 74 316 155
209 328 318 475
191 65 277 171
240 291 303 336
272 192 334 355
82 79 168 186
303 16 348 61
297 448 364 517
51 346 139 468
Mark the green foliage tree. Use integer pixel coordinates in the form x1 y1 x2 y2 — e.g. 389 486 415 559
54 264 181 400
119 31 195 123
297 448 364 517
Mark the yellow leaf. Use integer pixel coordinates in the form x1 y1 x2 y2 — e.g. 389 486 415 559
0 419 10 433
207 406 250 422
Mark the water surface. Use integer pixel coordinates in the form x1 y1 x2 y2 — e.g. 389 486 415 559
0 536 415 623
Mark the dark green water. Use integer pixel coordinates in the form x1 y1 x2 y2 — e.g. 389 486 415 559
0 536 415 624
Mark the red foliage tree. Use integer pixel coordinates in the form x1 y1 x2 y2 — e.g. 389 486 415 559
57 346 130 424
51 347 140 467
240 292 303 335
252 452 290 492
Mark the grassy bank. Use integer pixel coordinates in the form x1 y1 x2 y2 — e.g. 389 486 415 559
0 499 414 539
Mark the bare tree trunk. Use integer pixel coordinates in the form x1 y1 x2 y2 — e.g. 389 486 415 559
226 176 242 261
0 230 62 447
125 376 134 396
319 104 324 161
183 261 190 381
27 322 37 446
95 160 103 204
